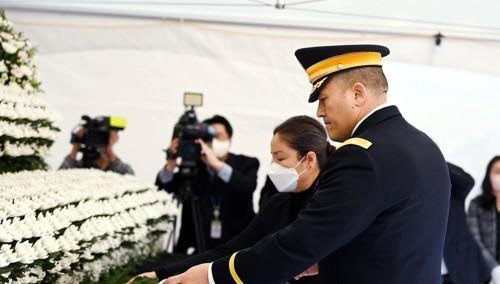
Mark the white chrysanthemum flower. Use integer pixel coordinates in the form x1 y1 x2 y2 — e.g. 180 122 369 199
13 40 26 49
2 246 19 264
0 254 9 268
10 66 23 78
18 50 29 62
0 32 14 41
19 65 32 77
0 60 7 73
1 41 18 54
15 241 37 264
32 241 48 260
39 236 60 254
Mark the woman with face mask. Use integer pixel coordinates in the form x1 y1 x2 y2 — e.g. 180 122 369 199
128 115 333 284
467 156 500 284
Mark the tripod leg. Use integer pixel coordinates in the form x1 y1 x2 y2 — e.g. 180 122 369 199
190 195 207 252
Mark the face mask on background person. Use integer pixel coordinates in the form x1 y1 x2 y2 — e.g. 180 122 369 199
212 138 231 158
268 157 307 193
491 174 500 192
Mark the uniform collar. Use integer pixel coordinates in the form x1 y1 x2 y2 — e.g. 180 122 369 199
351 105 402 137
351 103 392 136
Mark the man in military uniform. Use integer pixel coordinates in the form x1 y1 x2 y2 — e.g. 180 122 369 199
164 45 451 284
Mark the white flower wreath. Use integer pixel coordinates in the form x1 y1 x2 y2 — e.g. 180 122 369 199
0 170 180 283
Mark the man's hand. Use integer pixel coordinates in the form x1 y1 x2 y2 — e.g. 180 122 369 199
103 145 117 162
169 138 180 157
69 128 85 160
165 138 180 171
163 263 210 284
72 127 85 142
196 139 224 172
125 271 157 284
294 263 319 280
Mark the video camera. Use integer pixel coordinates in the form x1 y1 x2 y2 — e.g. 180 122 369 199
171 92 215 178
71 115 127 168
170 93 215 253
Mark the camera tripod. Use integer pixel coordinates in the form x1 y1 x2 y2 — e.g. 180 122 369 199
179 168 207 253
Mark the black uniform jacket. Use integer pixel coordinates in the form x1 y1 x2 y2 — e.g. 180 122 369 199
212 106 451 284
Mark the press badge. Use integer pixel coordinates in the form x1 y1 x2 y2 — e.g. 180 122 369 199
211 219 222 239
211 207 222 239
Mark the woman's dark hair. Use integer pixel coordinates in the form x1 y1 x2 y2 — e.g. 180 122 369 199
273 115 334 170
478 155 500 209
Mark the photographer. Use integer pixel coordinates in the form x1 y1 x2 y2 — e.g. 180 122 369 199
59 116 134 175
156 115 259 253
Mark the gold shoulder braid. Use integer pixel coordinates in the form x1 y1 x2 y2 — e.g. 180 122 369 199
338 137 372 150
229 252 244 284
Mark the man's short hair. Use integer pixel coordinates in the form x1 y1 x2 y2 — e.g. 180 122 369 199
203 115 233 138
334 66 388 94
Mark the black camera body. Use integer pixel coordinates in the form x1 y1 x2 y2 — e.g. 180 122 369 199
71 115 126 168
173 101 214 178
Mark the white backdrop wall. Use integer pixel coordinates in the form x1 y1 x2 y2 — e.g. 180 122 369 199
4 10 499 210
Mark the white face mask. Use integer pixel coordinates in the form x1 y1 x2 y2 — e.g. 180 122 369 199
212 139 231 158
491 174 500 192
268 157 307 193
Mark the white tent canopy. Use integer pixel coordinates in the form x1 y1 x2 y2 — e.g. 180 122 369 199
2 1 499 209
3 0 500 76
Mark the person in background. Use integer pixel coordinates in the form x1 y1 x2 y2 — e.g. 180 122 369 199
59 127 134 175
128 115 333 284
155 115 259 253
467 156 500 284
442 163 489 284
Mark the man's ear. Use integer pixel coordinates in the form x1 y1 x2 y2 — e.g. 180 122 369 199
352 82 368 106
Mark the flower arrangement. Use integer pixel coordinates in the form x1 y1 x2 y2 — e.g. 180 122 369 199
0 10 60 173
0 169 179 283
